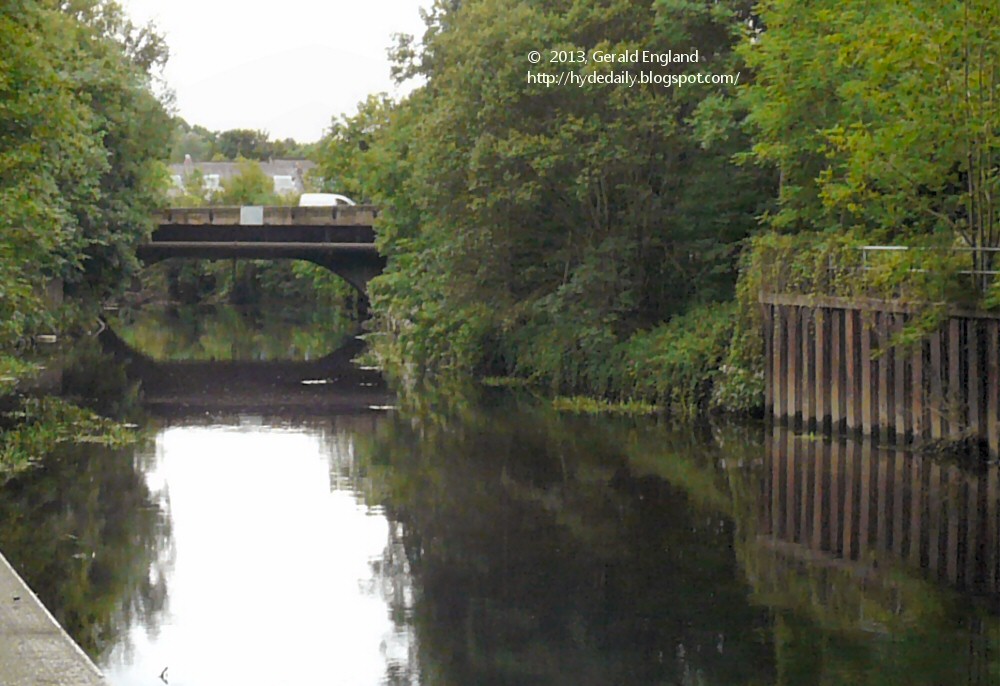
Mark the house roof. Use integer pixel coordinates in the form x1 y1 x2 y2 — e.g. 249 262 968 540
169 159 316 180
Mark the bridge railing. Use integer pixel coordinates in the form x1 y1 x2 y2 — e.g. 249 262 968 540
156 205 378 226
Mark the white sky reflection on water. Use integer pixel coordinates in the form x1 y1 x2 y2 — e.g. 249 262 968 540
102 423 413 685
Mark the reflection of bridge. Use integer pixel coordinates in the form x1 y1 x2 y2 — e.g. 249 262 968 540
101 329 391 418
137 206 385 294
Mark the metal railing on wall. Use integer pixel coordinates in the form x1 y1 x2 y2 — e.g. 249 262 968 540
860 246 1000 295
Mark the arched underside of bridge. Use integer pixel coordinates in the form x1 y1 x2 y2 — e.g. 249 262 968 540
136 244 386 297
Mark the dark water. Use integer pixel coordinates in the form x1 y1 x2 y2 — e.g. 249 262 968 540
0 306 996 685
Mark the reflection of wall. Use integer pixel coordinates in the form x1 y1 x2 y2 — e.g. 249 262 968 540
761 428 999 597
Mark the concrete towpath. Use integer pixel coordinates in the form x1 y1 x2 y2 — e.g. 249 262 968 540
0 551 104 685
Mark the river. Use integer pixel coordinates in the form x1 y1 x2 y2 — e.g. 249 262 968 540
0 304 996 685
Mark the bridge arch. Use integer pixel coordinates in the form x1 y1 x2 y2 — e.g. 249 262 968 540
137 205 385 299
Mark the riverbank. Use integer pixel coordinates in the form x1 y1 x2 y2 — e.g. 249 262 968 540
0 550 104 685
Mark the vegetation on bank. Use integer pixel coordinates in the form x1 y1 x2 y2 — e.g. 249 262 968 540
0 0 171 473
0 0 171 377
0 397 139 483
3 0 999 426
312 0 999 416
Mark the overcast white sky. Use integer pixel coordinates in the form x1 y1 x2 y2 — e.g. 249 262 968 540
121 0 429 142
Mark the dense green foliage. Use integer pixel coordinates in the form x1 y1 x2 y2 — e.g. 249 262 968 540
316 0 772 405
742 0 1000 276
307 0 1000 415
0 0 172 379
168 121 315 162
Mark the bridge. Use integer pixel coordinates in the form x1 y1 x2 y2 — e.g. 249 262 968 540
137 205 385 294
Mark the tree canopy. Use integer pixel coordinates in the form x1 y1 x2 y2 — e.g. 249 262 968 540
314 0 772 391
0 0 172 371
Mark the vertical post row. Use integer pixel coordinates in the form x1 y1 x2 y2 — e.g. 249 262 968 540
831 309 843 432
894 314 907 443
948 318 962 439
861 312 874 435
764 304 774 416
802 308 815 430
911 337 925 443
774 306 785 421
816 309 828 431
788 306 800 427
846 309 860 433
929 329 945 440
877 312 891 438
967 320 981 442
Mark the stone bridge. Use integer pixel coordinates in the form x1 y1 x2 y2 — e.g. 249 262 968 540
137 205 385 295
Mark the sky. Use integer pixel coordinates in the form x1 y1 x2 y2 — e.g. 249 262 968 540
121 0 429 143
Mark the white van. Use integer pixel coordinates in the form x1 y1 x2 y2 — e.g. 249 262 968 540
298 193 356 207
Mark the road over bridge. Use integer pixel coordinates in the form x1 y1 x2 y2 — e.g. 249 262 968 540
137 205 385 294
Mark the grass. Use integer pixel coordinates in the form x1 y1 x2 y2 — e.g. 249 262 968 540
552 395 660 416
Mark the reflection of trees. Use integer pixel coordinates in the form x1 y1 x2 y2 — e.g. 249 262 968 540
57 333 146 423
627 424 1000 686
111 303 355 361
354 395 775 685
0 440 171 660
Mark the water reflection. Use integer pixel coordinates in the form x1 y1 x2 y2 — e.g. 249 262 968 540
101 422 414 685
354 401 776 684
631 423 998 685
0 441 170 658
0 310 996 684
759 428 999 598
110 303 355 361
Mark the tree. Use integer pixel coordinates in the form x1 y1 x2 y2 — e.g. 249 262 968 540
742 0 1000 289
323 0 772 386
0 0 172 361
216 128 275 161
219 159 279 205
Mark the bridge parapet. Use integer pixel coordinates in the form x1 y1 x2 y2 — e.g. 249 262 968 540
156 204 378 227
143 204 384 296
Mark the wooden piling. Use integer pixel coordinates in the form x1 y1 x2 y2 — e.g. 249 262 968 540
893 315 907 443
861 314 875 436
948 319 962 439
760 295 997 456
774 307 786 421
830 310 843 431
816 310 828 430
788 307 800 426
968 320 981 441
764 305 774 416
929 329 945 439
802 308 815 430
911 339 925 443
877 313 891 438
846 309 860 432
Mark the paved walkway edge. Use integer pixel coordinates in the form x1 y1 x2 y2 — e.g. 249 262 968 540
0 550 105 685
